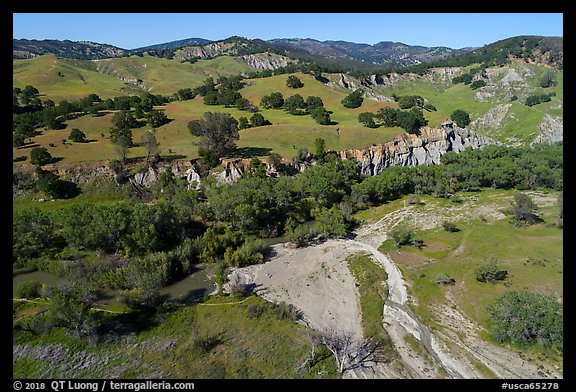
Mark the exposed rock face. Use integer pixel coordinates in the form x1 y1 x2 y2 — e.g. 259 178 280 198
336 121 497 176
93 60 149 90
534 114 563 144
46 162 115 184
362 90 394 102
423 67 463 84
475 64 531 102
176 42 235 59
130 161 195 187
469 104 512 134
377 72 418 87
323 73 394 101
186 167 202 188
239 53 293 70
16 124 497 191
213 161 245 183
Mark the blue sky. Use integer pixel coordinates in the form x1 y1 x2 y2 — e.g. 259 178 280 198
13 13 563 50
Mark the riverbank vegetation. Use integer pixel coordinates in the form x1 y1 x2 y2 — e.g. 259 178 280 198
13 136 562 377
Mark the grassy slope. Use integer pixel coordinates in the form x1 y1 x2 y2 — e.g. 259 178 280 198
13 57 562 164
13 72 406 163
237 73 403 157
13 295 338 379
13 54 256 102
93 55 255 95
13 176 129 212
374 62 563 145
369 189 562 331
13 55 132 102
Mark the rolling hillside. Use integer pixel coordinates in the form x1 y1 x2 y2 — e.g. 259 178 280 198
13 54 257 102
12 35 563 165
366 61 563 145
12 72 404 163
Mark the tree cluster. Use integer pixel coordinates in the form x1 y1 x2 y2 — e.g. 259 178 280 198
341 89 364 109
286 75 304 88
351 143 563 209
525 93 553 107
358 107 428 134
188 112 240 158
238 113 271 130
194 76 248 108
450 109 471 128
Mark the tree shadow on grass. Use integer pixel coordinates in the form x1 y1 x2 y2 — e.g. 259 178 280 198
18 143 41 150
228 147 272 159
161 154 187 162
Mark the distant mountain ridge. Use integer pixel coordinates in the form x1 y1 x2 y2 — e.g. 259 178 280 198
13 39 126 60
13 35 562 70
268 38 471 66
13 36 470 66
132 38 213 52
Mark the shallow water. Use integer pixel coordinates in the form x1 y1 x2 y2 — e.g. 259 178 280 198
13 271 60 295
12 264 217 305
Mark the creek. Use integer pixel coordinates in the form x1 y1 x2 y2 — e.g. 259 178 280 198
343 239 468 379
12 264 217 305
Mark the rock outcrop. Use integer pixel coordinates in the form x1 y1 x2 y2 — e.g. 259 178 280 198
469 104 511 134
423 67 463 84
213 161 245 184
336 121 497 176
533 114 563 144
175 42 236 60
15 124 497 191
239 53 293 70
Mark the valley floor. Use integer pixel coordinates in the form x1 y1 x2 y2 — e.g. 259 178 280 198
227 189 563 379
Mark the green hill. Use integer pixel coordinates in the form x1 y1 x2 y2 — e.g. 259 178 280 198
13 54 257 102
13 53 563 165
369 61 563 145
13 54 132 102
13 72 405 163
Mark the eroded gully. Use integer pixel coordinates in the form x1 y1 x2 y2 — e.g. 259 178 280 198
341 239 469 379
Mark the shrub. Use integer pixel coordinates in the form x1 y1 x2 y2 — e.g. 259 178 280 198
475 256 508 283
442 221 460 232
287 224 314 247
423 103 437 112
341 89 364 108
358 112 377 128
214 262 228 294
30 147 53 166
15 280 42 298
249 113 270 127
247 303 265 319
271 301 299 321
525 94 552 107
451 109 471 128
310 107 331 125
69 128 87 143
436 273 455 285
193 334 222 354
470 79 487 90
488 291 562 350
286 75 304 88
223 238 268 267
389 225 421 248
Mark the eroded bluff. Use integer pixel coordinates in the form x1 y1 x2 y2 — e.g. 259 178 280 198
336 121 497 176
